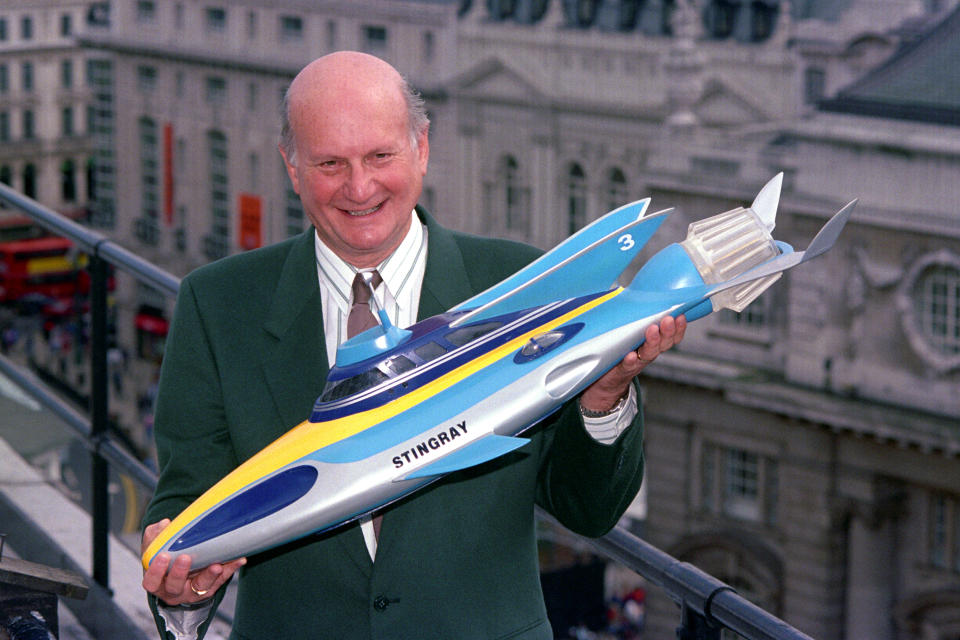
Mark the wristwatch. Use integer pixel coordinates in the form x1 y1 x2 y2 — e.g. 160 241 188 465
578 391 628 418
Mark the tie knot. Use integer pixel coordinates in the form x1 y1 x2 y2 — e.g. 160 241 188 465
351 270 382 304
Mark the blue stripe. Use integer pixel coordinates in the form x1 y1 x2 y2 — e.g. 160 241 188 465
169 465 318 552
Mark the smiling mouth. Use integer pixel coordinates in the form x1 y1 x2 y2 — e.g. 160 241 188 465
345 203 383 217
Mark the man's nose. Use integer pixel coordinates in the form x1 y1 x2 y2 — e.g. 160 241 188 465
343 165 375 202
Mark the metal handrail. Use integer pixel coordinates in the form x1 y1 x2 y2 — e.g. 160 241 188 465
0 184 815 640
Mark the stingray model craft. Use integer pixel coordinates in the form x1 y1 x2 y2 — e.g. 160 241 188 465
143 174 856 571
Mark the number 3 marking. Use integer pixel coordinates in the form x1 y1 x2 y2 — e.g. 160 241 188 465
618 233 634 251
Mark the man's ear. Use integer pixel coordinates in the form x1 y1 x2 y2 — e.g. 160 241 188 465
278 144 300 194
416 127 430 175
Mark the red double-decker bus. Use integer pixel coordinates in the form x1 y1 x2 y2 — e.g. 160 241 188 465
0 236 90 304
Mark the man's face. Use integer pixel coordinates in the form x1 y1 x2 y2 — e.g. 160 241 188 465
281 88 429 268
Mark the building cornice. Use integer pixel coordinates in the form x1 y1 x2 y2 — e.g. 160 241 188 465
644 351 960 458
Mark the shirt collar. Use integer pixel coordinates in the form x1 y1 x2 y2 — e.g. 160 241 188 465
314 210 425 313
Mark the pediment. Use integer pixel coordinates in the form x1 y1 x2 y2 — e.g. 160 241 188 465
694 78 771 127
450 57 549 104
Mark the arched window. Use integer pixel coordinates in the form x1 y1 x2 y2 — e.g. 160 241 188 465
487 0 516 20
566 163 587 235
513 0 549 23
604 167 628 213
703 0 736 39
748 0 778 42
639 0 675 35
501 155 528 233
564 0 600 27
61 159 77 202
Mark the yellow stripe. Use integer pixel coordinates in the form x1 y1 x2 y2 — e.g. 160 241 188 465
144 289 621 567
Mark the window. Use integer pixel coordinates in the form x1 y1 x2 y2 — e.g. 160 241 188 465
280 15 303 40
247 11 257 39
205 76 227 105
22 61 33 92
62 107 74 137
914 265 960 356
0 112 9 142
23 164 36 199
423 31 435 62
62 60 74 89
205 130 229 260
206 7 227 32
362 25 388 52
175 70 185 98
0 65 6 93
0 18 6 41
22 110 34 140
719 291 771 329
89 58 115 228
0 165 11 186
137 65 156 93
700 442 778 525
567 163 587 235
138 117 159 245
175 3 184 29
492 155 529 234
137 1 156 23
248 153 259 191
61 160 77 202
804 67 825 105
605 167 628 213
704 0 736 39
247 82 257 111
928 493 960 572
61 13 73 36
21 16 33 40
326 20 337 49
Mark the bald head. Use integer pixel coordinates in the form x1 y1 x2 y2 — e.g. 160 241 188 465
280 52 428 166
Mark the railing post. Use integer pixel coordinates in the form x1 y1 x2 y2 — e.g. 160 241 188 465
89 251 110 591
677 600 722 640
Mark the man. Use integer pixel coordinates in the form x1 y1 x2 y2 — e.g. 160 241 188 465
141 51 684 639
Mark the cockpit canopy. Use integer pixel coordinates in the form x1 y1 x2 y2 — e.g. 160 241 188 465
318 320 504 404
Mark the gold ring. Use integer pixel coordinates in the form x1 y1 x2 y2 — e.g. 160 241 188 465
190 580 210 597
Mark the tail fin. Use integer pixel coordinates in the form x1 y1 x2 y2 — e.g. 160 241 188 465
703 199 856 300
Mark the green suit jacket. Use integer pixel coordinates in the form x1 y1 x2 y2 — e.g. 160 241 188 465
145 209 645 640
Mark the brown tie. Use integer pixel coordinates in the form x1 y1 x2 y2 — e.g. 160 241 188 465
347 271 383 338
347 270 384 540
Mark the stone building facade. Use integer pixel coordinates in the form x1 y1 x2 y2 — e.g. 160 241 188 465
0 0 100 220
62 0 960 637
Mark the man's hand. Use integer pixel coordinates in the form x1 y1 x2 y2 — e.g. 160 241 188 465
141 519 246 607
579 315 687 413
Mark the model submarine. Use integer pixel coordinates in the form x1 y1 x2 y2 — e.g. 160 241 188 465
143 174 855 571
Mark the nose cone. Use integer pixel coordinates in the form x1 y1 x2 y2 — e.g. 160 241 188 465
750 173 783 232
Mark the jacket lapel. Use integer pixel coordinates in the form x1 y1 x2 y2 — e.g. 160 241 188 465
416 208 475 319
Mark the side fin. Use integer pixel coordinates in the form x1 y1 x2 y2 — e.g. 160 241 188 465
451 204 672 326
399 435 530 480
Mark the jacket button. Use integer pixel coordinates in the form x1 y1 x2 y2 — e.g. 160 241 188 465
373 596 390 611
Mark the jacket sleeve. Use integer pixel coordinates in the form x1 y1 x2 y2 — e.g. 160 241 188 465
535 379 645 538
142 277 238 639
